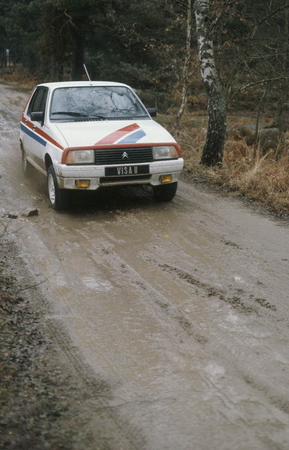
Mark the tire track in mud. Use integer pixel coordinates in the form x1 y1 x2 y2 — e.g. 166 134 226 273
150 263 289 419
78 227 278 349
81 237 210 346
133 250 289 430
241 369 289 415
132 275 209 345
158 262 278 315
91 238 289 426
155 262 289 420
39 318 147 450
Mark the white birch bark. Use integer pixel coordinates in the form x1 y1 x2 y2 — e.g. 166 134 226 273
194 0 227 166
174 0 192 132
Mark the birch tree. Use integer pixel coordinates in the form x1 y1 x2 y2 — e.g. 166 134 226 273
194 0 227 166
174 0 192 132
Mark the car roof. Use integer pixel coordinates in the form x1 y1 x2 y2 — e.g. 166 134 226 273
36 81 131 90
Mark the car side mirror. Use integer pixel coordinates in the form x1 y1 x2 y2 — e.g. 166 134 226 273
147 108 157 117
31 111 44 125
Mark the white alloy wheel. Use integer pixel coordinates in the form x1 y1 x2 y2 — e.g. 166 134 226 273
48 171 56 206
47 165 69 211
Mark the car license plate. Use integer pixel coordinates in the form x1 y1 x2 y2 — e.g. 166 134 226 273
105 165 149 176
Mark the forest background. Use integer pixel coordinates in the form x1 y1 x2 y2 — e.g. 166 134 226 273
1 0 289 216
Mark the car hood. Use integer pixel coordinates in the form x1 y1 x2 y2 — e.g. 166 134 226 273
54 119 176 148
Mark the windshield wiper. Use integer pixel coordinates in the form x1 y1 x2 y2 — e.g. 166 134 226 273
51 111 88 117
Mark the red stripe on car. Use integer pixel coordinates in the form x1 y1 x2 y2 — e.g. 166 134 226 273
21 117 64 150
95 123 140 145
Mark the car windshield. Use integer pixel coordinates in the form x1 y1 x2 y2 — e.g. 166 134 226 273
50 86 149 121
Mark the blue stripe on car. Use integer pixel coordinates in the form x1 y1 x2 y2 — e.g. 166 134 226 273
20 123 47 147
118 129 146 144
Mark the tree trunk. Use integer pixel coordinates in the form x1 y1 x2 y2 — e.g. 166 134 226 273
194 0 227 167
174 0 192 133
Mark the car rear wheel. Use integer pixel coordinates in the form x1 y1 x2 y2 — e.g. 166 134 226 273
47 165 70 211
153 182 178 202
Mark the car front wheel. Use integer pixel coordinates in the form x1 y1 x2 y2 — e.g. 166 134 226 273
47 165 70 211
153 182 178 202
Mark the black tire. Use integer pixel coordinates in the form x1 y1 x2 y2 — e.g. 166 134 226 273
47 165 70 211
153 182 178 202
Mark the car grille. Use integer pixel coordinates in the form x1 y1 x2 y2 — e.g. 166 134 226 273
95 147 153 165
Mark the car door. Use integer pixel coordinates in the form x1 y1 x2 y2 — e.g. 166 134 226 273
22 86 48 172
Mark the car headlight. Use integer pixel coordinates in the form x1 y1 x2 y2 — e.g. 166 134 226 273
152 145 178 160
66 149 94 165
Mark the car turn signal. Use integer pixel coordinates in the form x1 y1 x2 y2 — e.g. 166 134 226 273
75 180 90 189
159 175 173 184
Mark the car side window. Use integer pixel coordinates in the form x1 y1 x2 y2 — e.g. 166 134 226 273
28 87 48 116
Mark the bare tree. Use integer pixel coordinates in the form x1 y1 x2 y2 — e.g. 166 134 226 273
174 0 192 132
194 0 227 166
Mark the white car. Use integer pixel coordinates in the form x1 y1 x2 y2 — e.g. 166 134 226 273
20 81 184 210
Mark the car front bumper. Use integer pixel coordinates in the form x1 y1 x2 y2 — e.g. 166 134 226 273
56 159 184 190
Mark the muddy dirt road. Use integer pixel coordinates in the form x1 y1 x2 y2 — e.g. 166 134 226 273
1 83 289 449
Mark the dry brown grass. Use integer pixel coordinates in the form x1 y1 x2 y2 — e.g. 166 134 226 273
0 71 37 89
225 149 289 213
170 115 289 217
